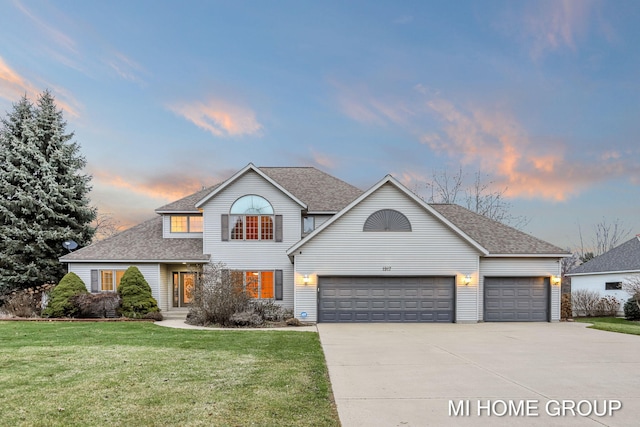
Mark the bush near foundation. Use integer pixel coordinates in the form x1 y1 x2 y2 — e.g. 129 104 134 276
71 293 121 318
117 266 160 318
42 272 89 318
624 297 640 320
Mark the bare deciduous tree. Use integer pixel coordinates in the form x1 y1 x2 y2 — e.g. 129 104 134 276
577 218 631 262
423 167 529 229
91 212 124 242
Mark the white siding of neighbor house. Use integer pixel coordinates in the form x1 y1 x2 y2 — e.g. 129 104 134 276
162 214 204 239
571 272 637 316
293 183 481 322
67 262 162 306
480 258 562 321
200 170 303 309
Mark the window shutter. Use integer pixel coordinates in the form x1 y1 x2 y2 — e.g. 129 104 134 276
275 215 283 242
221 214 229 241
90 270 99 293
274 270 283 300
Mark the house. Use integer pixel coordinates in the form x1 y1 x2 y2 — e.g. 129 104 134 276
60 163 569 323
567 235 640 315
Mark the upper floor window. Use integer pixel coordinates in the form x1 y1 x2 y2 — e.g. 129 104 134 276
302 216 315 235
171 215 203 233
363 209 412 232
230 195 274 240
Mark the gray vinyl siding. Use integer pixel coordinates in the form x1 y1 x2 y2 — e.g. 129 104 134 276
162 215 204 239
67 262 162 304
200 169 301 309
293 183 481 322
479 258 561 321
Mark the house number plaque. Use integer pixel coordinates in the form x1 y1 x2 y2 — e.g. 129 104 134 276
382 266 392 271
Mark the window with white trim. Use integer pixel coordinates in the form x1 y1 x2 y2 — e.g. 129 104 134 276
229 195 274 240
100 270 126 291
170 215 203 233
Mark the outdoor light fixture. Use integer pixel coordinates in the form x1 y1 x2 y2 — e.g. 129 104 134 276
551 276 561 286
463 275 472 285
303 274 310 284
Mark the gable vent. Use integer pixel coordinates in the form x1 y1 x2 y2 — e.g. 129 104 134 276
363 209 412 232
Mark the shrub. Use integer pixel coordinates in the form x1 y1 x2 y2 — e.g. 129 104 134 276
42 272 89 317
2 291 40 318
250 299 293 322
593 295 620 317
624 297 640 320
561 293 572 319
117 266 160 318
229 310 264 327
187 262 250 327
143 311 164 321
71 293 121 318
571 289 601 317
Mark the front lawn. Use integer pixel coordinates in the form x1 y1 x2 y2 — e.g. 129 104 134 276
575 317 640 336
0 322 339 427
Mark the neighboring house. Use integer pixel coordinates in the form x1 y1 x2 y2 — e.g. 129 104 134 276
60 163 569 323
567 235 640 315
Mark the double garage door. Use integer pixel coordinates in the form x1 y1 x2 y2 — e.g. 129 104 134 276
318 276 455 323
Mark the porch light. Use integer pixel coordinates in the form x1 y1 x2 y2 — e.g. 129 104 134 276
551 276 561 286
463 275 472 285
303 274 310 284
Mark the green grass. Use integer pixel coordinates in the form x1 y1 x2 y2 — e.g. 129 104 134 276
575 317 640 336
0 322 340 427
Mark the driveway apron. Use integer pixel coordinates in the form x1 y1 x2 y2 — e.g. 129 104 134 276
318 322 640 427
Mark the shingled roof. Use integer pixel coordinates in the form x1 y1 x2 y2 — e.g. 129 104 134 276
155 166 364 214
155 184 221 213
59 217 209 262
429 204 568 255
568 236 640 275
259 167 363 212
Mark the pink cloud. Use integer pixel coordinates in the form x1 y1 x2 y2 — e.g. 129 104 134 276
168 98 263 137
0 56 80 117
521 0 600 59
422 97 640 201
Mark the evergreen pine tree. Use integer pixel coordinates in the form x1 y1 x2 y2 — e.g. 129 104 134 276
0 91 95 295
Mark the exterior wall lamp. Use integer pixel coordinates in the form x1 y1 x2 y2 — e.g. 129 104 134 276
463 275 472 286
303 274 310 285
551 275 561 286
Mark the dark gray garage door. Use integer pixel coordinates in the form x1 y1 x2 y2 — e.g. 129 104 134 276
318 276 455 323
484 277 549 322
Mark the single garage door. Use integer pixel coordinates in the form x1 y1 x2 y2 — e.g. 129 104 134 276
318 276 455 323
484 277 549 322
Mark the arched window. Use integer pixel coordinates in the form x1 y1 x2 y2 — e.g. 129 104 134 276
229 195 275 240
363 209 412 232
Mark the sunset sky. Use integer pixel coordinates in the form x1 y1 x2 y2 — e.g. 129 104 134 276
1 0 639 251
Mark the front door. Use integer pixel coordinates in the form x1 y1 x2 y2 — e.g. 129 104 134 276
173 272 196 307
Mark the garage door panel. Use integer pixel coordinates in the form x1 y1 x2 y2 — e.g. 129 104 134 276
484 277 549 322
318 276 454 323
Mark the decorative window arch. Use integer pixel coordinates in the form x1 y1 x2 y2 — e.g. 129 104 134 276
363 209 412 232
230 195 274 215
223 195 282 241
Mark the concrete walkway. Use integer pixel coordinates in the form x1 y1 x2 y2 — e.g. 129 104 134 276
318 322 640 427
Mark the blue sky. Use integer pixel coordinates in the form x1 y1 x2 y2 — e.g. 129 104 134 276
1 0 639 250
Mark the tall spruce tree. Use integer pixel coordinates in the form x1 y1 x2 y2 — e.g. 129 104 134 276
0 91 95 295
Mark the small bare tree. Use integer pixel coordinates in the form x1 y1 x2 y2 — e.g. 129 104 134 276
577 218 631 262
92 212 124 242
623 274 640 310
424 167 529 229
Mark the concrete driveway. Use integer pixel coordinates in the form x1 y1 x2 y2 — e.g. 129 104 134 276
318 322 640 427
